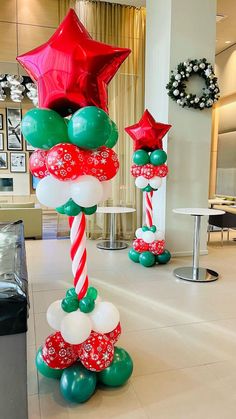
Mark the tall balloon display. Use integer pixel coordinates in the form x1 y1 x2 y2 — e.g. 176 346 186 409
18 9 133 403
126 109 172 267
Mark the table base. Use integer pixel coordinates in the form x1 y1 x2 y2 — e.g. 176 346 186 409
174 267 219 282
97 240 128 250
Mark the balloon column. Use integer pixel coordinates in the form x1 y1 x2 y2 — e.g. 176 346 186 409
125 109 172 267
18 9 133 403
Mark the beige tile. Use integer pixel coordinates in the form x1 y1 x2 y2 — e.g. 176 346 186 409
33 289 66 314
34 312 53 348
17 0 59 27
133 361 236 419
18 24 55 55
0 22 17 62
0 0 17 22
28 394 40 419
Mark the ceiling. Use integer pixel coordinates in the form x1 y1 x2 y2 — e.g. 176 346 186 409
103 0 236 56
216 0 236 54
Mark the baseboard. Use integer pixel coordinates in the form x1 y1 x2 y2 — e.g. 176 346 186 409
171 250 208 257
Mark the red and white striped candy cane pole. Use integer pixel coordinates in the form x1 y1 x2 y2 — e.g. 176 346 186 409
69 213 89 299
145 191 153 228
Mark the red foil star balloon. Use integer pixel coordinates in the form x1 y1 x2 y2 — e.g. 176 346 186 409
17 9 131 116
125 109 171 151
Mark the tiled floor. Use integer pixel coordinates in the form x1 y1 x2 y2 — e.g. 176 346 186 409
26 231 236 418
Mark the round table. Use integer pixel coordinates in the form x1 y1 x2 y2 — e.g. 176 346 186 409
96 206 136 250
173 208 225 282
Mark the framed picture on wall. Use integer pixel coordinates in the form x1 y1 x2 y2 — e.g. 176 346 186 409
10 152 26 173
0 133 4 150
0 114 3 130
26 141 35 151
0 152 7 169
6 108 23 151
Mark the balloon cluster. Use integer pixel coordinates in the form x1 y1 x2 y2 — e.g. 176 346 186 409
17 8 133 404
126 109 172 267
36 286 133 402
22 106 119 214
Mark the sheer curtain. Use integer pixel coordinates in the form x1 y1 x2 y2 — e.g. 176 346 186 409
61 1 146 239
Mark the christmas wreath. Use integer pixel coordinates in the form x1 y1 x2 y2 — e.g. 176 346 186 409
166 58 220 110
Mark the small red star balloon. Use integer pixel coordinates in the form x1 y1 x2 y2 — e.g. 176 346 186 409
17 9 131 116
125 109 171 151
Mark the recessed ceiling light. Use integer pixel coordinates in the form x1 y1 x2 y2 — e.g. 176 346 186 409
225 40 231 44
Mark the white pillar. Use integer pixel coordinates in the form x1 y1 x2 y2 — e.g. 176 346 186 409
145 0 216 256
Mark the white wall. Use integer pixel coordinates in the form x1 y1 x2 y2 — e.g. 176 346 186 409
145 0 216 256
216 44 236 97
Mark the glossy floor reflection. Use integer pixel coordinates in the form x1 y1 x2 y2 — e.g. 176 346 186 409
26 232 236 418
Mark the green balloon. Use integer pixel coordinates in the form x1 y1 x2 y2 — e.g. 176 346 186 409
150 225 157 232
56 204 66 214
142 226 149 232
68 106 112 150
98 347 133 387
21 108 69 150
139 251 156 267
156 249 171 264
60 363 97 403
133 150 149 166
128 248 140 263
36 347 62 379
105 121 119 148
61 296 80 313
66 288 77 298
79 297 95 313
64 199 82 216
142 185 153 192
82 205 97 215
86 286 98 300
150 149 167 166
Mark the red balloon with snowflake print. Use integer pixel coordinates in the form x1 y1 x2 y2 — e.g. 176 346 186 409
83 146 119 181
46 143 85 181
29 149 49 179
130 164 142 178
104 322 121 344
78 331 114 372
149 240 165 255
133 238 149 253
154 164 168 178
42 331 80 369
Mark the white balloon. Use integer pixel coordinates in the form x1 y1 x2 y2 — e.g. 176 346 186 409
101 180 112 201
135 228 143 239
142 231 155 244
155 230 165 240
89 301 120 334
36 176 70 207
71 175 103 207
135 176 149 189
60 311 92 344
46 300 67 330
149 176 162 189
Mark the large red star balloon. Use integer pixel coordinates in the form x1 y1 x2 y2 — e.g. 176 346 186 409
17 9 131 116
125 109 171 151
